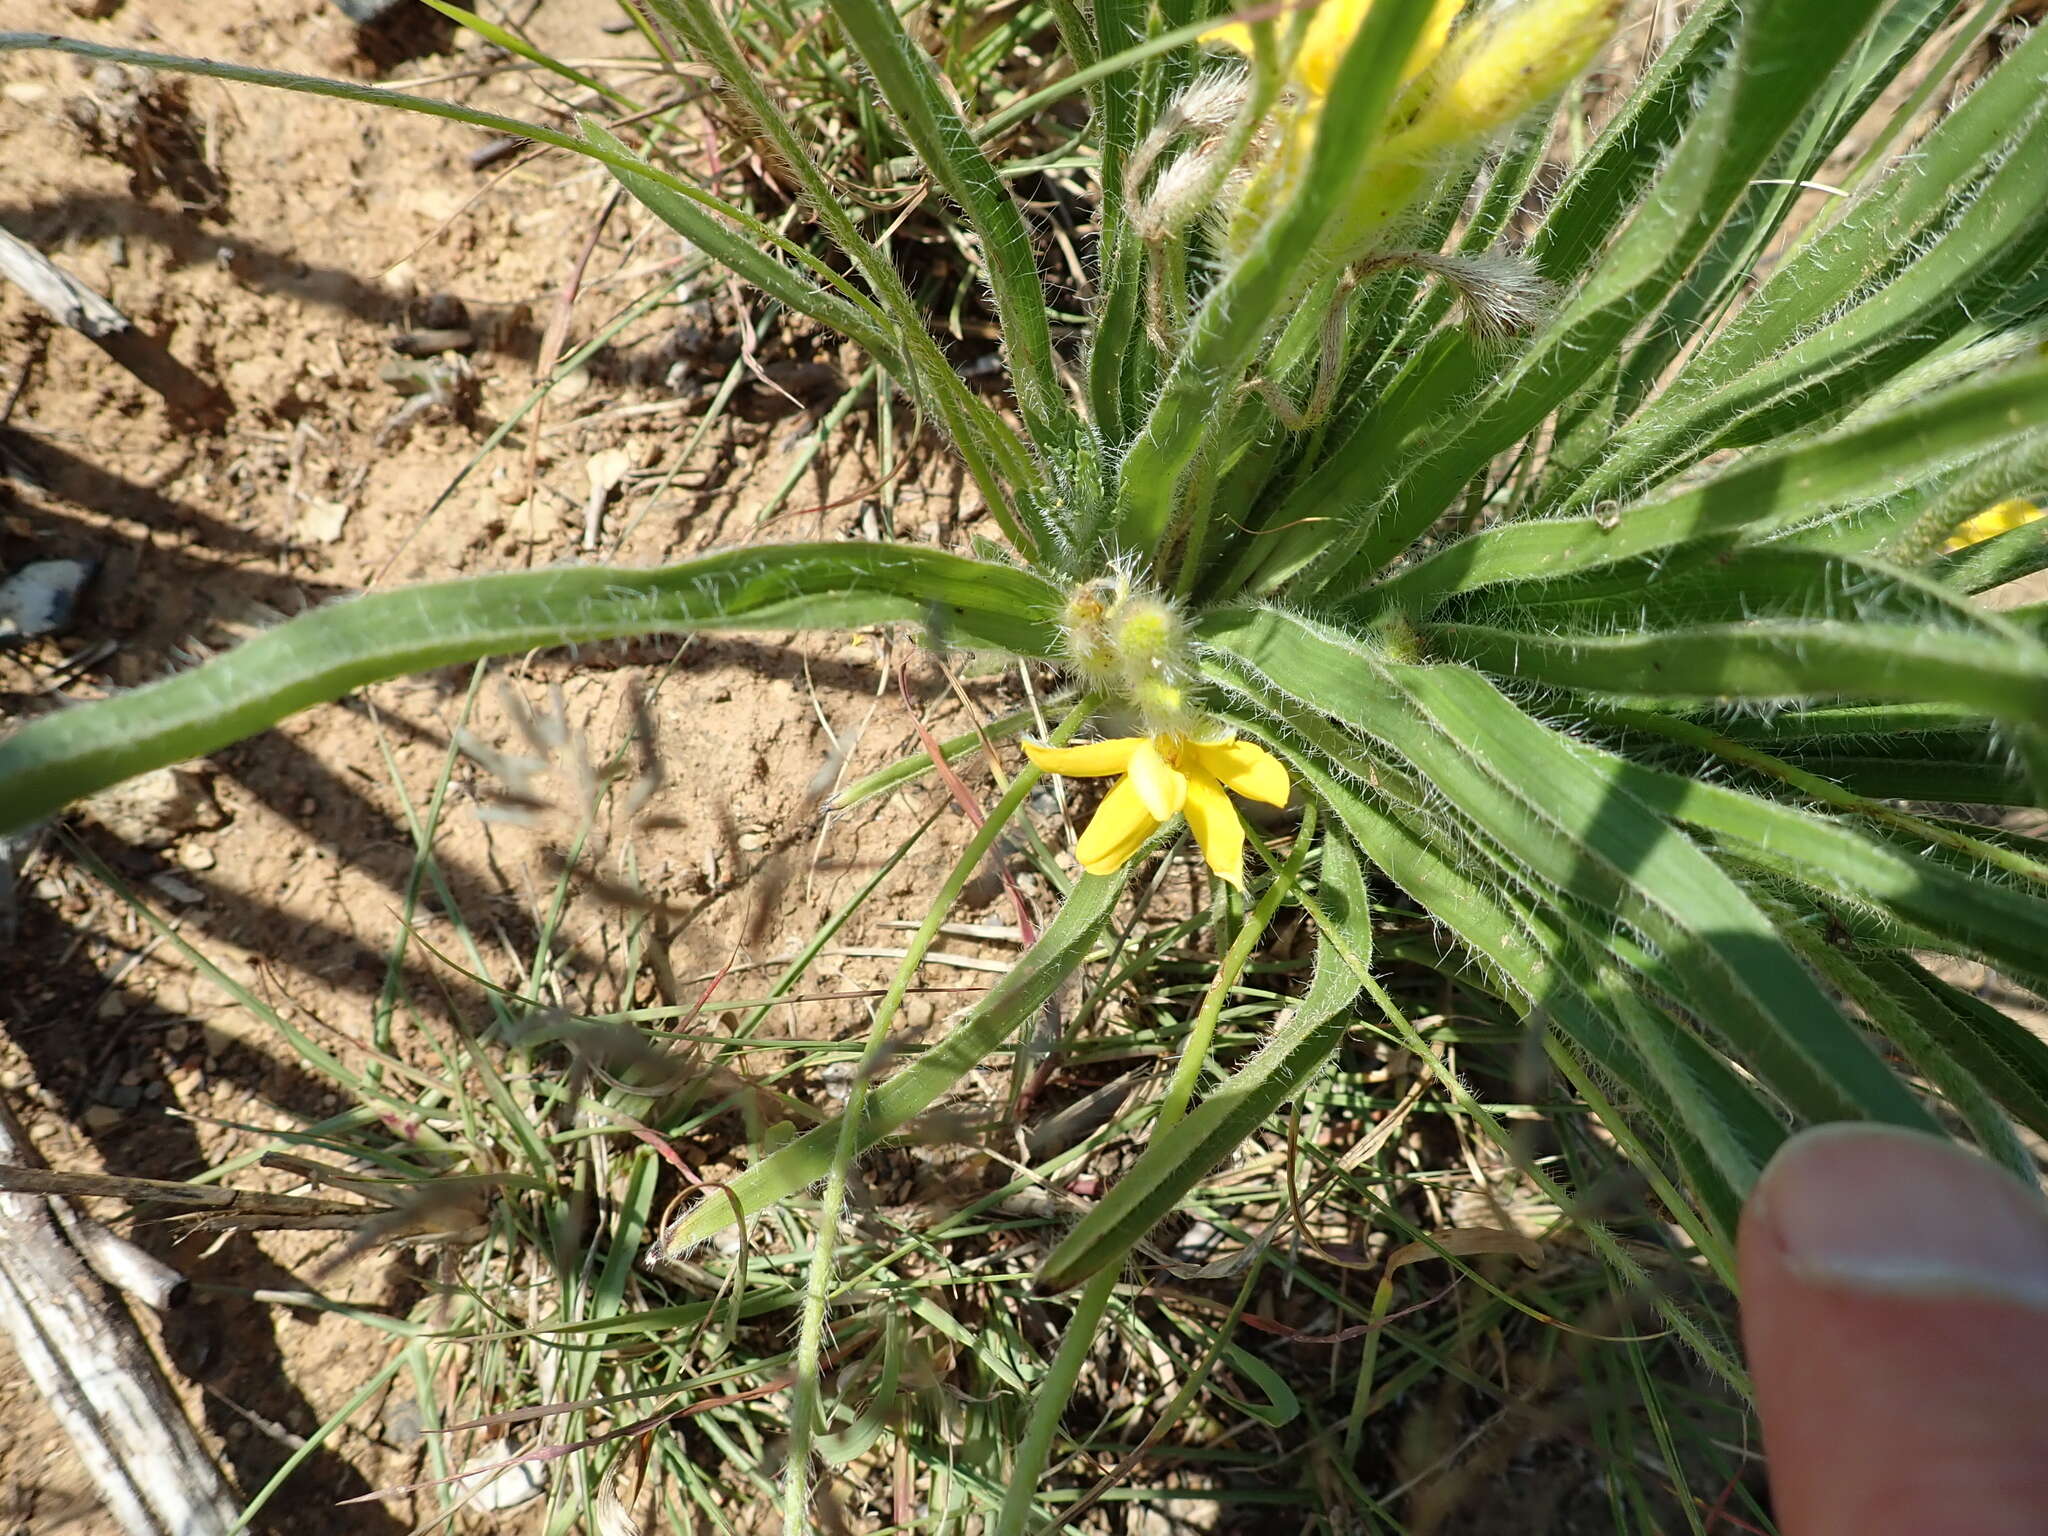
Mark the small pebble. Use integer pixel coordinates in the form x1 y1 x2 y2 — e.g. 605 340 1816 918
83 768 223 849
0 559 93 640
148 873 204 905
381 1396 424 1445
417 293 468 330
390 328 473 358
83 1105 122 1131
177 843 217 872
457 1440 546 1512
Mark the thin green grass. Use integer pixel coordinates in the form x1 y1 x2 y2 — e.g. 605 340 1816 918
10 1 2048 1531
60 656 1746 1531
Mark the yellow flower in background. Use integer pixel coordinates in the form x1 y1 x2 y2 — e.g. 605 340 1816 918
1416 0 1623 146
1199 0 1619 259
1944 498 2045 553
1023 733 1292 889
1205 0 1463 100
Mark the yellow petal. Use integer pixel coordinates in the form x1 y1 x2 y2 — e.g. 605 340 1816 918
1425 0 1619 143
1183 772 1246 889
1128 738 1190 822
1944 498 2044 553
1188 736 1291 808
1294 0 1374 96
1297 0 1461 97
1202 19 1255 57
1075 775 1164 875
1021 736 1143 778
1408 0 1466 81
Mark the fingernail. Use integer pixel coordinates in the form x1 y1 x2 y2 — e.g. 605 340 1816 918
1754 1123 2048 1309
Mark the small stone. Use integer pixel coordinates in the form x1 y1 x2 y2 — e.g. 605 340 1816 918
381 1396 424 1446
417 293 468 331
389 328 473 358
83 1105 122 1131
117 1068 144 1088
164 1024 191 1051
296 498 351 545
458 1440 546 1512
177 843 217 872
329 0 412 21
108 1083 143 1109
0 559 93 639
736 830 768 853
83 768 224 848
148 872 204 905
95 992 129 1021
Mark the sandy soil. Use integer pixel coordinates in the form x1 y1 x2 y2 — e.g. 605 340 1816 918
7 3 2047 1532
0 1 1031 1528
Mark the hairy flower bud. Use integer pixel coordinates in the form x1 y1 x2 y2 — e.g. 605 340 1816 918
1415 0 1621 146
1060 577 1127 691
1057 577 1198 734
1109 596 1183 673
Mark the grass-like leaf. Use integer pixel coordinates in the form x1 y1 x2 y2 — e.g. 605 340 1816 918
0 546 1059 836
1035 835 1369 1293
1364 362 2048 613
1432 617 2048 729
1205 606 1941 1132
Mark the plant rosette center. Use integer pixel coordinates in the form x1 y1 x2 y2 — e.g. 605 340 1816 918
1022 731 1291 889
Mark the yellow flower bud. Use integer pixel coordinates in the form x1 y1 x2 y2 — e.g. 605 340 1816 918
1132 675 1195 737
1060 577 1127 689
1111 598 1184 670
1416 0 1621 145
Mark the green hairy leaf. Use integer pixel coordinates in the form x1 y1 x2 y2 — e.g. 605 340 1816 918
8 6 2048 1524
0 546 1059 836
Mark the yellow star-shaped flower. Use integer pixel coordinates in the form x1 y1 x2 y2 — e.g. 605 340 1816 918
1023 733 1292 888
